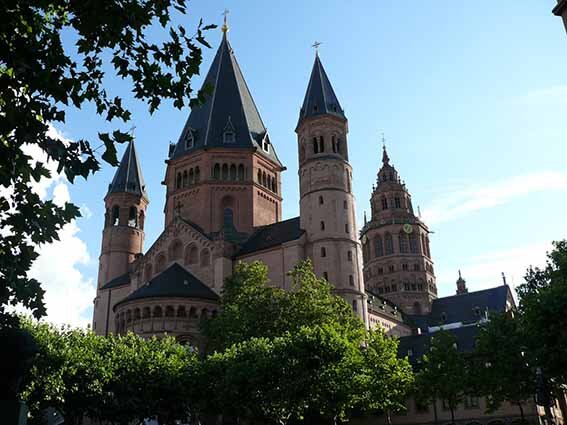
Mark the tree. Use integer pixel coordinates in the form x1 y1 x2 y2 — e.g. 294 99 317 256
203 260 364 351
517 240 567 387
415 330 468 424
21 319 198 425
360 330 414 425
0 0 214 326
472 313 533 421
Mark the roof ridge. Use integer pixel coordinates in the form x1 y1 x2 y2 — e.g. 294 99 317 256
203 35 225 146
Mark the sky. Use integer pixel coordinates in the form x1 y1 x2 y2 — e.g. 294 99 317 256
31 1 567 327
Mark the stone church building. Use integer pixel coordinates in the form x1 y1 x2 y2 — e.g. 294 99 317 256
92 26 564 425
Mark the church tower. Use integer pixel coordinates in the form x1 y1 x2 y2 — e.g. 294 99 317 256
296 53 367 324
163 26 284 236
93 140 148 334
360 146 437 315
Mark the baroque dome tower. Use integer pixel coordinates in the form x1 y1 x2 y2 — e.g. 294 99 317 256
360 145 437 315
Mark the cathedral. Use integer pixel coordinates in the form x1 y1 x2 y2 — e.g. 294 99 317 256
91 24 562 425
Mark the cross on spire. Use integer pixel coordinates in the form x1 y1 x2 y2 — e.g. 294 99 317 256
312 41 322 55
221 9 230 33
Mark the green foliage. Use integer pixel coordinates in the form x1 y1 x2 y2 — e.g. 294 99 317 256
0 0 214 326
472 313 533 416
517 240 567 387
21 319 197 425
415 330 468 422
201 260 414 425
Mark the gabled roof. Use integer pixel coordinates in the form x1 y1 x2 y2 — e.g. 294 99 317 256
298 54 345 126
236 217 304 256
428 285 513 327
171 33 282 167
107 140 147 200
100 272 131 290
114 263 219 309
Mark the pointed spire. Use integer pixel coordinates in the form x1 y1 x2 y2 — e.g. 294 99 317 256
456 270 468 295
107 140 147 200
298 54 345 125
171 32 282 166
381 133 390 165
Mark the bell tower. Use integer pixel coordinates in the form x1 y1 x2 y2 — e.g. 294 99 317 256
93 140 148 334
360 145 437 315
296 53 367 324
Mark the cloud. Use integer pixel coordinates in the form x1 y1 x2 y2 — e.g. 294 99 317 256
20 125 96 328
422 171 567 225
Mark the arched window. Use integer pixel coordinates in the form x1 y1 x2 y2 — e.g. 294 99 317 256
222 164 228 180
409 235 418 253
189 307 197 318
169 240 182 261
262 171 267 187
394 197 401 208
381 197 388 210
426 236 431 258
223 131 235 144
128 206 137 227
321 247 326 257
272 176 277 193
229 164 236 181
200 249 210 267
238 164 245 180
336 138 341 154
185 130 194 149
323 272 328 280
347 251 353 262
385 233 394 255
313 137 319 154
165 306 175 317
176 172 182 189
320 221 325 231
213 163 220 180
352 299 357 312
182 170 188 187
319 136 325 152
142 307 151 319
257 169 262 184
177 306 187 318
267 175 272 191
195 166 200 183
155 253 166 273
112 205 120 226
188 168 194 185
153 306 163 318
319 196 324 205
349 275 354 286
200 309 209 319
331 135 337 153
185 245 198 265
399 233 409 254
139 210 145 229
375 236 384 257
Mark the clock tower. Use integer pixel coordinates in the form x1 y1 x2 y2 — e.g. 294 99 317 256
360 145 437 315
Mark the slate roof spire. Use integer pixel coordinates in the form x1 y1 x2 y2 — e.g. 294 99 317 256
171 29 282 166
298 54 345 125
107 140 147 200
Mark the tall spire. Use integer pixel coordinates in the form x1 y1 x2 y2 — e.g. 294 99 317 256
298 54 345 125
456 270 468 295
107 140 147 200
382 134 390 165
171 30 282 166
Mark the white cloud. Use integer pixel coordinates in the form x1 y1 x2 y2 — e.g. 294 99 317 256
437 241 551 297
422 171 567 225
19 125 96 328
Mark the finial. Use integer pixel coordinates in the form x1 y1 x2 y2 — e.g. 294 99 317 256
129 125 137 139
417 205 422 219
381 133 390 165
312 41 322 55
458 269 462 279
502 272 507 286
221 9 230 34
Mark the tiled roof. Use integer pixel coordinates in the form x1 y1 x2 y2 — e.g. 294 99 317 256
236 217 304 256
298 54 345 126
107 140 147 199
171 32 282 167
428 285 512 327
114 263 219 309
100 272 131 290
366 290 407 323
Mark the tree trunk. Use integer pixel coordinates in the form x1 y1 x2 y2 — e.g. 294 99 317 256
433 400 439 425
385 409 392 425
450 406 455 425
517 402 525 423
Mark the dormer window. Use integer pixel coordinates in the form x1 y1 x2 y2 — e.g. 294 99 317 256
185 130 194 149
223 131 235 144
261 134 270 152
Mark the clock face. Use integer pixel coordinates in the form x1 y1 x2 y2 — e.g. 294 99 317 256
403 223 413 234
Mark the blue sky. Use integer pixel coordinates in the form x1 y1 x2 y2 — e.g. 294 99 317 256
32 1 567 326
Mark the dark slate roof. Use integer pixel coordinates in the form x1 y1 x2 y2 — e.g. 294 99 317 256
366 290 407 323
100 272 131 290
428 285 512 327
115 263 219 309
298 54 346 126
236 217 304 256
397 325 482 366
107 140 147 199
171 33 282 167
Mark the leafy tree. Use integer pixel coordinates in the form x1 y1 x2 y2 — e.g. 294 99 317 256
21 319 198 425
517 240 567 387
0 0 214 326
203 260 364 351
360 330 414 425
415 330 468 424
472 313 533 420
